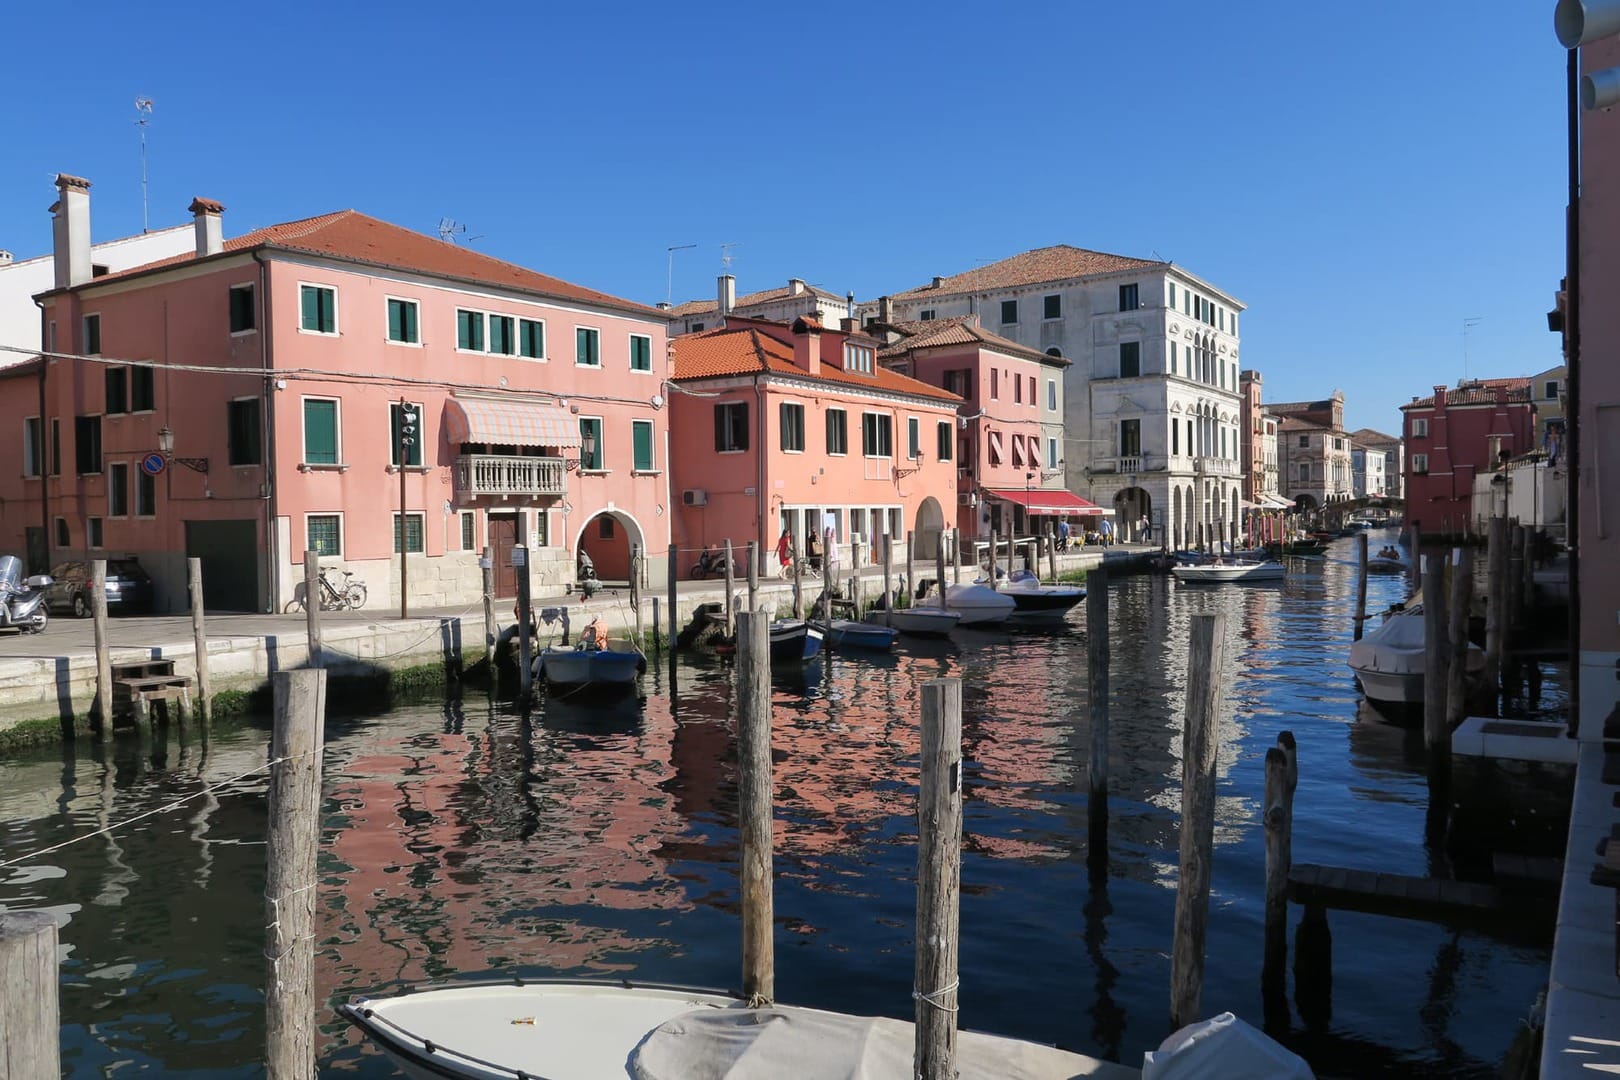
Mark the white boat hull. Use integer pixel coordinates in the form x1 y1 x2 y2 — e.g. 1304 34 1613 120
1348 606 1485 704
1171 561 1286 583
936 583 1016 625
867 608 962 636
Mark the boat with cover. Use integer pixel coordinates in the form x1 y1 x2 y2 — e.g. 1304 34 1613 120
1349 604 1485 704
866 605 963 636
912 580 1015 626
1001 570 1085 624
768 619 824 662
532 641 645 689
1171 560 1287 584
821 618 898 651
339 979 1136 1080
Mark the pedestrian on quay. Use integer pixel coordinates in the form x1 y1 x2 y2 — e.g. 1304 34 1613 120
1139 514 1151 542
1058 518 1071 551
1100 518 1113 546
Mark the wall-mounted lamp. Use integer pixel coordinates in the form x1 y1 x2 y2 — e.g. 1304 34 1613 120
564 430 598 472
157 427 209 473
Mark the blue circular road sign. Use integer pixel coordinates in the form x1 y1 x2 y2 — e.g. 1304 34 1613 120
141 452 167 476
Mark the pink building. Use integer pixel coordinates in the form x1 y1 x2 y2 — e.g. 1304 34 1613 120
1238 369 1266 503
1399 379 1536 538
1 175 671 612
873 316 1097 540
668 315 959 571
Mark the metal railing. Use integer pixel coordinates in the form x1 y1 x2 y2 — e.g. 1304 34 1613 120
454 454 566 498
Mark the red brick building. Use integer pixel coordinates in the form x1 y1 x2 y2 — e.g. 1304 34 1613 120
1400 378 1536 536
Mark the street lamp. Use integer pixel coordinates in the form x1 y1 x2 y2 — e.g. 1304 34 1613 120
156 426 209 473
565 430 598 472
397 401 418 619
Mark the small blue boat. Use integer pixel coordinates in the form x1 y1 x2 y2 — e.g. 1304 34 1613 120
532 641 646 689
769 619 824 662
821 618 898 652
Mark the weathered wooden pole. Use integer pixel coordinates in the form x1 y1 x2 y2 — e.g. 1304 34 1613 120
724 539 736 636
92 558 112 730
1446 547 1473 735
746 540 758 618
667 544 679 653
882 532 894 622
1262 737 1295 998
1170 612 1229 1031
1519 524 1536 619
1087 567 1110 864
303 550 322 669
792 538 804 619
481 546 497 662
852 539 863 615
631 544 644 647
1353 532 1370 641
935 537 948 611
184 557 212 724
1422 555 1451 790
905 529 916 608
1024 540 1037 577
988 525 999 590
265 668 326 1080
952 528 963 585
735 610 774 1004
1484 516 1507 695
1048 526 1058 581
0 910 60 1077
1410 524 1423 590
514 546 533 702
915 677 964 1080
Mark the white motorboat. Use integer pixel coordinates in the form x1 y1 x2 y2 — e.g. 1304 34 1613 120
1349 604 1486 705
1170 560 1286 584
1001 570 1085 624
340 979 1136 1080
865 606 963 636
910 581 1015 626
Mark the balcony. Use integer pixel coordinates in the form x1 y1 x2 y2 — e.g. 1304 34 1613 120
1195 456 1239 477
1092 455 1152 475
454 454 566 500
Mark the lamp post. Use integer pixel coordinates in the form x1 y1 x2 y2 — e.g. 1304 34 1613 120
156 427 209 473
397 400 417 619
1024 470 1035 539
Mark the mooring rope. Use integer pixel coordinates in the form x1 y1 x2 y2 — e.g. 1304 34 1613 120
912 978 960 1013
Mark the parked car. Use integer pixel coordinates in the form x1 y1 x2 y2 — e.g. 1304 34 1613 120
45 559 155 617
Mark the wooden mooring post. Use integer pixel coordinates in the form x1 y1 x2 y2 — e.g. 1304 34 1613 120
1353 533 1370 641
186 557 212 725
1410 524 1423 590
792 539 804 619
265 668 326 1079
746 540 758 618
515 546 533 703
1446 547 1473 736
303 550 322 670
631 544 644 647
1170 612 1229 1031
1262 732 1297 1001
905 530 915 607
481 546 497 662
0 910 60 1077
915 677 964 1080
1422 555 1452 793
724 539 736 636
667 544 678 655
935 538 948 612
1047 526 1058 582
882 533 894 618
735 611 774 1004
1087 567 1110 865
952 529 962 586
92 558 112 729
1484 516 1507 695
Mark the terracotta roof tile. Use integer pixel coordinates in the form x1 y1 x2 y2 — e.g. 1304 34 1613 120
671 325 960 403
1401 378 1533 410
874 316 1067 366
76 210 655 315
889 244 1164 300
668 280 845 318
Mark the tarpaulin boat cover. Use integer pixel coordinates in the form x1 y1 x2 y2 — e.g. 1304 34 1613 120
631 1006 1138 1080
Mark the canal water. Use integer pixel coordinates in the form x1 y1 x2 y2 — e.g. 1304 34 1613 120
0 534 1560 1078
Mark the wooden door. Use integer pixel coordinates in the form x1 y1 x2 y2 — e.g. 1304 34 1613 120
489 514 518 597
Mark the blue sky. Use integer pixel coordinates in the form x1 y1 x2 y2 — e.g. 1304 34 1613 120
1 1 1568 434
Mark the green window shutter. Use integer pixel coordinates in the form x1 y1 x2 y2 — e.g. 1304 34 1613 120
633 421 653 470
577 328 598 365
388 300 403 342
301 287 318 330
304 400 337 464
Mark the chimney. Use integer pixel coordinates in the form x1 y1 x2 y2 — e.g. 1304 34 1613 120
1432 385 1447 411
717 274 736 317
656 301 671 311
931 276 945 289
788 277 806 296
840 317 859 333
792 317 822 376
189 197 225 257
52 174 92 289
0 250 12 265
878 295 893 324
846 291 855 319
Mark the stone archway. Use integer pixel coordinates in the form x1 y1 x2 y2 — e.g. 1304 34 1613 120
575 509 647 584
1113 487 1151 543
914 496 945 560
1294 493 1319 515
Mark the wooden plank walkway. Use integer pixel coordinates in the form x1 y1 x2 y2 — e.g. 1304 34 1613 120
1288 863 1504 922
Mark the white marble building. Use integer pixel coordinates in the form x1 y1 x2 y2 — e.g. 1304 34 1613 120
1351 446 1388 498
862 246 1245 548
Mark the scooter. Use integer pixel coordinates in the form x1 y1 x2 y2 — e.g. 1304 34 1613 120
0 555 52 634
689 548 731 580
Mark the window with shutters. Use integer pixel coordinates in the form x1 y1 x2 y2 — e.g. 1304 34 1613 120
460 511 477 550
519 319 545 359
937 421 953 462
632 420 655 471
1121 419 1141 458
302 398 340 466
1043 294 1062 320
386 298 420 344
299 284 337 334
629 334 653 372
108 463 129 517
1000 299 1018 325
826 408 847 455
861 413 892 458
779 402 805 452
393 512 425 554
136 470 155 517
390 401 424 467
105 367 128 415
1120 341 1141 378
230 284 256 333
1118 283 1139 311
83 313 102 354
714 402 748 452
488 314 515 356
1412 454 1429 474
576 327 601 367
307 514 342 557
919 309 936 321
908 416 921 459
578 417 604 470
457 309 485 351
75 415 102 475
131 365 154 412
228 398 262 466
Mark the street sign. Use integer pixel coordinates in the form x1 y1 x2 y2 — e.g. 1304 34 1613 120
140 453 166 477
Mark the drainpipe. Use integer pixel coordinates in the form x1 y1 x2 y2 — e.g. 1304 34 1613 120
756 373 767 576
253 252 278 612
32 297 49 571
1564 47 1582 736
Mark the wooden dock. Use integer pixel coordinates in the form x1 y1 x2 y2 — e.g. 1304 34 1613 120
111 659 193 727
1288 863 1502 922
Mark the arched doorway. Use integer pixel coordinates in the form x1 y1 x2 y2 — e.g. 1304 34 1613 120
1294 493 1319 515
1172 486 1183 551
914 496 944 560
575 510 646 584
1113 487 1151 542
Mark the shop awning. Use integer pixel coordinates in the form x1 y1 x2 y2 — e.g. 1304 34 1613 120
985 488 1109 515
1259 494 1294 510
444 397 580 448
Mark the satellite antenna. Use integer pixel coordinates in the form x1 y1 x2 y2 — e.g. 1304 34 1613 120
666 243 696 306
134 97 154 234
1462 316 1483 381
720 241 741 270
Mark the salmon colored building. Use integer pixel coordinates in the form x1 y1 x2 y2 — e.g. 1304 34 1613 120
668 316 959 572
1 175 671 612
1399 378 1536 538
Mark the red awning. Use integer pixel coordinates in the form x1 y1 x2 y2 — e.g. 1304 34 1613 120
985 488 1107 515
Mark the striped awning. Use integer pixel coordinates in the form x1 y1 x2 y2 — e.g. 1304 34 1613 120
443 397 580 449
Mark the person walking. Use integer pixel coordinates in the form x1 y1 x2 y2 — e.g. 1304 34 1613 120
1100 518 1113 547
1058 518 1071 552
776 528 792 575
1139 514 1151 543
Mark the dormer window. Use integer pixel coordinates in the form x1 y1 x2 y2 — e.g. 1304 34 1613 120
844 343 874 373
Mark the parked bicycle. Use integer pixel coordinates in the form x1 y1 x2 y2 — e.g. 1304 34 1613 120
283 565 368 613
778 556 821 581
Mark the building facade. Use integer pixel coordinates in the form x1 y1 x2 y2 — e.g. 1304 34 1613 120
665 275 850 336
1528 362 1566 451
1349 428 1404 501
1239 369 1268 503
1 175 672 612
1350 446 1387 498
668 315 959 572
863 246 1246 548
1272 393 1353 511
1400 379 1536 537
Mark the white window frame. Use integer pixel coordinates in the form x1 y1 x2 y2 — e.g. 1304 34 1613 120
578 415 605 472
1046 380 1057 411
487 312 517 357
455 307 488 354
22 416 41 478
458 509 478 551
229 283 258 337
826 407 848 457
575 325 602 368
843 343 874 374
631 418 657 473
861 411 893 459
296 282 340 337
1412 453 1429 474
300 395 343 468
907 416 921 460
135 468 156 517
518 317 547 362
82 313 102 355
715 401 748 454
304 512 345 558
384 295 422 347
779 400 806 454
1048 437 1058 469
107 461 130 518
1412 417 1430 438
393 511 427 554
87 516 104 549
628 332 654 374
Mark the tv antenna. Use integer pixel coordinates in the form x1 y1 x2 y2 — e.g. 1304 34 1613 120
1462 316 1483 381
134 97 154 233
437 218 482 244
666 243 696 306
720 241 741 270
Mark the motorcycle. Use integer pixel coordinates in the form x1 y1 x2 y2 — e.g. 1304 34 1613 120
0 555 52 634
688 547 731 580
577 551 600 599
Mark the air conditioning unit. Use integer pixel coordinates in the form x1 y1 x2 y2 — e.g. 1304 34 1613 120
958 491 978 506
682 489 708 507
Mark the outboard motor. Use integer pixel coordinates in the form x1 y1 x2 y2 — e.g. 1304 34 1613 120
0 555 52 634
